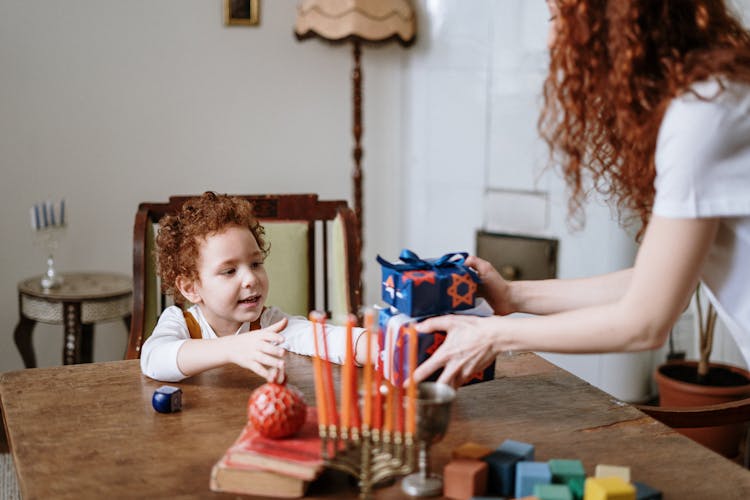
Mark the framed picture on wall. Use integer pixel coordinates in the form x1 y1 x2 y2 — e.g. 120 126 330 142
224 0 260 26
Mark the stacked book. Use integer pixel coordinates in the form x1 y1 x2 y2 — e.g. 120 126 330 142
210 407 323 498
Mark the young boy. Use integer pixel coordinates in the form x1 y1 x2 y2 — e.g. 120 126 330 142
140 191 366 382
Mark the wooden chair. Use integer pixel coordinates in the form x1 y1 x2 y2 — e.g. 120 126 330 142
635 399 750 467
125 193 361 360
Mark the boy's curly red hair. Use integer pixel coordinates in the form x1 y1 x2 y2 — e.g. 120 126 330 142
155 192 269 301
539 0 750 237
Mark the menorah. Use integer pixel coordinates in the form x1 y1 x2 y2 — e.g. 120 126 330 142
309 310 456 499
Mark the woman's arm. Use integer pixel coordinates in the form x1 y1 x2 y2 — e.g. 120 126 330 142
469 255 633 315
415 216 719 386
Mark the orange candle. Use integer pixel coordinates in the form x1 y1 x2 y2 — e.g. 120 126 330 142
349 315 361 431
320 316 339 428
309 312 328 428
341 315 354 430
362 309 374 428
373 319 384 430
406 324 417 435
384 323 396 433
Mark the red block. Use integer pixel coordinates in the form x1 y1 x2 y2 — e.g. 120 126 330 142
443 458 488 500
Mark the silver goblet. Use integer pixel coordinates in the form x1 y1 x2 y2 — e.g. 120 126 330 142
401 382 456 497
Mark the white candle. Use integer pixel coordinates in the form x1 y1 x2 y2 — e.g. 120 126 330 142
48 201 56 226
41 202 48 228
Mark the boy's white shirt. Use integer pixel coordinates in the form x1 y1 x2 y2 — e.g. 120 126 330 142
140 304 364 382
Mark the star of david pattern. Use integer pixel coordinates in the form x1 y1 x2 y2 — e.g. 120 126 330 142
401 270 436 286
447 272 477 308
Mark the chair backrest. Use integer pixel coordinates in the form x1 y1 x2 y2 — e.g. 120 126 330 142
125 193 361 360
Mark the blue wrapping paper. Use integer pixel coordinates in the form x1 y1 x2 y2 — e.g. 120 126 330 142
378 306 494 387
377 249 481 317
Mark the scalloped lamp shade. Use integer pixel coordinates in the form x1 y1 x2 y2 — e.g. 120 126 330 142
294 0 416 46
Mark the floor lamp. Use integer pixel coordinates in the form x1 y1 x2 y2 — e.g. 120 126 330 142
294 0 416 298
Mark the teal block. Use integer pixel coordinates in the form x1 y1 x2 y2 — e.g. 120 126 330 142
515 461 552 498
634 481 663 500
483 450 522 497
567 476 585 500
534 483 573 500
497 439 535 461
548 459 586 484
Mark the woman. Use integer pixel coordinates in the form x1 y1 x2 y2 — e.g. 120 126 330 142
413 0 750 387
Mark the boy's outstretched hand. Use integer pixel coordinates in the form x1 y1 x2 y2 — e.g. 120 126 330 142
228 318 288 382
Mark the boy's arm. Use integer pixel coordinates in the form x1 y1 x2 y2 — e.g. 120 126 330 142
276 310 368 365
175 320 286 380
140 305 192 382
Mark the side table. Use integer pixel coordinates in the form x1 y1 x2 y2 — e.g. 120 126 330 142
14 272 132 367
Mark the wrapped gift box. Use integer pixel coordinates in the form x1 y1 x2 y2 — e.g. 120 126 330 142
377 250 481 317
378 306 495 387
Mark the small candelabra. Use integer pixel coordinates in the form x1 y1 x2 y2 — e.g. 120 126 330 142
310 312 456 499
31 199 66 289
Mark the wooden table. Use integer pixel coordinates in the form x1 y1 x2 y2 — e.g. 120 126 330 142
2 353 749 499
13 272 132 367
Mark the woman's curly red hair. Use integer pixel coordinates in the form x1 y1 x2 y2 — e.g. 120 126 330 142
155 192 269 302
539 0 750 237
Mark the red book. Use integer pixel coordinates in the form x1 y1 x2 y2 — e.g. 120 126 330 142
224 406 324 481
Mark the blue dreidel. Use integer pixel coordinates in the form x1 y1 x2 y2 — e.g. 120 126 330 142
152 385 182 413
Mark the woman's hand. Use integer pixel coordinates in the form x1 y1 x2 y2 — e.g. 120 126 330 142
466 256 514 315
228 318 288 382
411 314 499 388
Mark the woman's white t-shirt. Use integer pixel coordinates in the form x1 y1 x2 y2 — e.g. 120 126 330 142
140 304 363 382
654 78 750 366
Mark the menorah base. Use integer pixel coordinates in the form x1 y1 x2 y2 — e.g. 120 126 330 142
401 472 443 497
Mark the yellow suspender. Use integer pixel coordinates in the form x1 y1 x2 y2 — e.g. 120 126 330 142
182 310 202 340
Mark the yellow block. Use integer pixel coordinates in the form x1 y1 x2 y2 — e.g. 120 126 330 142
584 477 635 500
451 441 494 460
594 464 631 482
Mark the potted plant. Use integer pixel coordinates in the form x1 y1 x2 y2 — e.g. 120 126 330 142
654 284 750 459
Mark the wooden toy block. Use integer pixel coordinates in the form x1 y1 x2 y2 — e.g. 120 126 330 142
633 481 662 500
584 477 636 500
515 461 552 498
548 459 585 484
534 483 573 500
567 476 585 500
483 450 522 497
497 438 535 461
453 441 494 460
444 459 488 500
594 464 631 483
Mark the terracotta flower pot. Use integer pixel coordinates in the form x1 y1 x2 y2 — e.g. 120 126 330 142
655 360 750 458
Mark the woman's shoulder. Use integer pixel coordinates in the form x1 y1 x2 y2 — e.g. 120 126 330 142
672 78 750 110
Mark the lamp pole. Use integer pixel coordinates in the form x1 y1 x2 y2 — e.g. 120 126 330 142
351 41 364 286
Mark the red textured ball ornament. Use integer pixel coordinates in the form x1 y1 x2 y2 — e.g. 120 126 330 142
247 382 307 439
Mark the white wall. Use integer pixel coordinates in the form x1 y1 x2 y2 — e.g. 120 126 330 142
0 0 403 371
